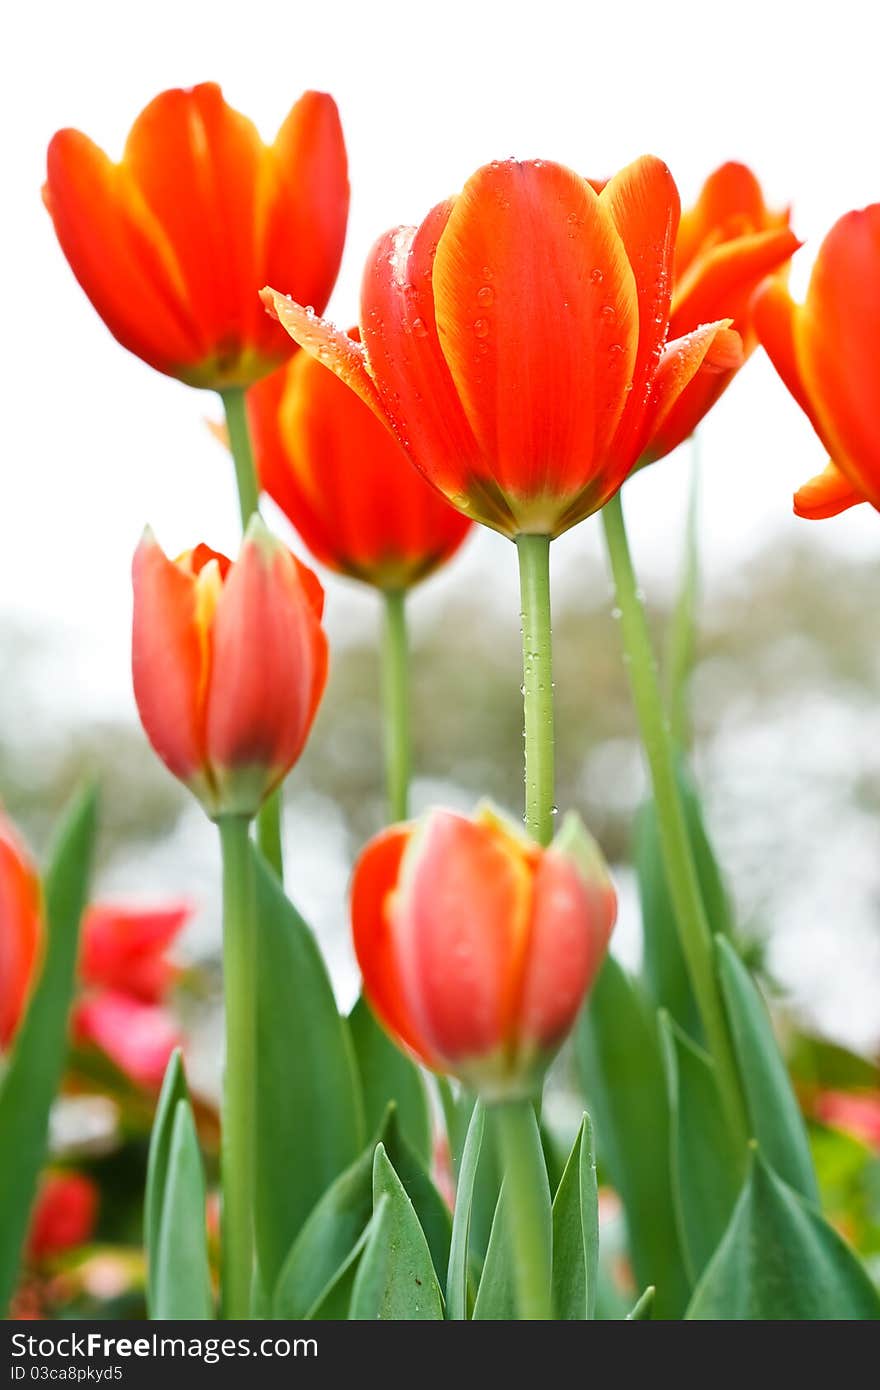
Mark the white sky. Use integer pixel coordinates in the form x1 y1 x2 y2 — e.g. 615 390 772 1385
3 0 879 721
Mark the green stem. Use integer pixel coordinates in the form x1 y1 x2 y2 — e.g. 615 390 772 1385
601 491 747 1148
381 590 411 821
516 535 555 846
220 387 284 879
220 387 260 528
665 435 701 748
493 1100 552 1320
218 815 257 1319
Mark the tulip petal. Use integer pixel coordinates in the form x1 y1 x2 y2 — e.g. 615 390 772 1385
642 320 742 452
132 531 211 792
675 162 784 276
28 1173 99 1261
517 850 615 1051
351 826 435 1062
752 279 822 431
81 903 190 1001
0 816 42 1048
44 130 203 373
359 211 499 524
600 156 680 472
431 160 638 527
796 206 880 510
263 92 349 322
205 529 328 805
794 461 868 519
671 226 801 342
123 83 265 358
261 289 382 412
395 811 533 1063
73 992 181 1090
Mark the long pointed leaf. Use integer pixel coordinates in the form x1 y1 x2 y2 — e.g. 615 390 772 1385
348 1146 443 1320
0 785 97 1314
145 1048 189 1314
446 1100 484 1319
349 997 431 1163
153 1099 213 1319
687 1148 880 1320
552 1113 599 1319
716 936 819 1203
254 851 364 1291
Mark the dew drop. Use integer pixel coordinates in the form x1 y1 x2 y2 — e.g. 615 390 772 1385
412 317 428 338
601 303 617 324
590 268 604 284
473 318 490 338
476 285 495 307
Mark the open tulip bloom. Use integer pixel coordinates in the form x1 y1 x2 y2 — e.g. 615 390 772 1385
15 72 879 1328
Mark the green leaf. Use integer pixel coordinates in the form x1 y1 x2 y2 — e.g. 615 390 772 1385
273 1117 382 1319
145 1048 189 1314
552 1113 599 1319
473 1106 551 1322
306 1223 373 1320
687 1148 880 1320
273 1103 450 1318
348 1146 444 1320
153 1099 214 1320
446 1100 484 1320
0 784 97 1316
716 936 819 1204
659 1013 743 1284
627 1286 655 1320
382 1107 451 1288
254 851 365 1291
574 955 690 1319
636 758 732 1039
349 996 431 1163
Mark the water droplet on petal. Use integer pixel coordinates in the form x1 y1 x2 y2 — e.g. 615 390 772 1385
473 318 490 338
601 304 617 324
412 317 428 338
476 285 494 307
590 268 604 284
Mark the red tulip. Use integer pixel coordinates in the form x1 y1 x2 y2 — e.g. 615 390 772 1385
643 161 800 462
27 1172 99 1262
813 1090 880 1151
263 156 741 539
247 345 472 588
352 805 616 1096
754 205 880 519
132 516 328 817
44 83 348 390
72 991 181 1091
0 813 42 1049
80 902 190 1002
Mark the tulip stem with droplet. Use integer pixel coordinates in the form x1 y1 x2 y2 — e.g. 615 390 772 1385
382 590 411 821
516 535 555 846
665 435 701 747
601 491 747 1149
217 813 257 1320
220 386 284 880
493 1099 553 1319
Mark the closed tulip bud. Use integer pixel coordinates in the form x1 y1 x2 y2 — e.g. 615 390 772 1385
0 813 42 1049
132 515 328 818
352 805 616 1098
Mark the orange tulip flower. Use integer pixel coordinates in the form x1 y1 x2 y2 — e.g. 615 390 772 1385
352 805 616 1097
0 813 42 1049
247 346 472 589
754 205 880 519
263 156 741 540
27 1172 99 1263
44 83 349 390
132 517 327 817
642 162 799 462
